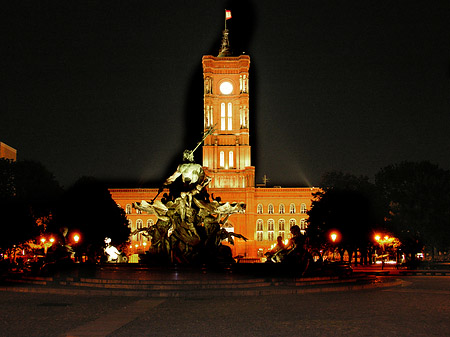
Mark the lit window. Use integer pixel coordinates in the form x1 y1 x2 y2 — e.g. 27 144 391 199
147 219 154 227
221 103 226 130
229 151 234 168
256 219 263 231
279 204 285 214
300 218 307 230
268 231 274 241
289 203 296 214
300 203 307 214
256 219 263 241
205 106 210 127
209 106 213 126
257 204 263 214
278 232 285 240
268 204 274 214
278 219 285 231
268 219 274 231
136 219 143 241
220 151 225 167
126 204 131 214
289 219 296 228
227 103 232 130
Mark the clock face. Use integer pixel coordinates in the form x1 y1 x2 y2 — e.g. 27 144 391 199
219 81 233 95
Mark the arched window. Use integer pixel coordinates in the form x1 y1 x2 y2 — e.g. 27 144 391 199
289 219 297 228
300 218 307 230
279 204 285 214
209 106 213 126
256 219 263 241
257 204 263 214
220 151 225 167
289 203 296 214
300 203 307 214
256 219 263 231
227 103 232 130
147 219 154 227
278 219 285 231
268 219 274 231
221 103 226 130
136 219 143 241
126 204 132 214
268 219 274 241
229 151 234 168
268 204 274 214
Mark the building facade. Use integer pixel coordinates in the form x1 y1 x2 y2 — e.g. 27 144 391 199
0 142 17 161
109 28 319 259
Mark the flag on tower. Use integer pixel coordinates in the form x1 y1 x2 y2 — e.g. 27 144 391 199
225 10 232 20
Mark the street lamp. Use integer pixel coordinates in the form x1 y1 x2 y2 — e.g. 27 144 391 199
329 231 340 261
73 234 80 244
71 233 81 262
330 232 338 243
40 237 50 254
374 233 396 268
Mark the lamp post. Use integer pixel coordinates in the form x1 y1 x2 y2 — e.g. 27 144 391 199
374 234 392 269
329 231 340 261
72 233 81 262
40 237 47 254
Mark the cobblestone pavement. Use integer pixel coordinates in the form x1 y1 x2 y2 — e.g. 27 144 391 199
1 277 449 337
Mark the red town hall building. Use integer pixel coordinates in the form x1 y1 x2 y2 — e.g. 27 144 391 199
109 29 319 260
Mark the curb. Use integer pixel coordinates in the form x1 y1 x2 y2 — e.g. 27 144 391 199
354 269 450 277
0 274 402 298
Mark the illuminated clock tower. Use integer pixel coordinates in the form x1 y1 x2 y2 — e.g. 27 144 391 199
109 16 319 259
202 28 255 188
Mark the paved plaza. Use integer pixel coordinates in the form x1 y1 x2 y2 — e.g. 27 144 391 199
1 276 449 337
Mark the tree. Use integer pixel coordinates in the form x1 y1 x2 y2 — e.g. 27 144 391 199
307 172 384 265
0 159 15 199
53 177 130 257
0 159 63 252
375 161 450 260
0 199 38 254
13 160 63 220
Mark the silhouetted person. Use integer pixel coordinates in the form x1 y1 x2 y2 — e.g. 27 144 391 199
265 235 286 263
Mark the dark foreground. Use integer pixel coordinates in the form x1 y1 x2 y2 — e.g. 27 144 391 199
1 276 449 337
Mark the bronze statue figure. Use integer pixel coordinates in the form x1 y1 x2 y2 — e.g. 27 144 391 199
132 126 247 265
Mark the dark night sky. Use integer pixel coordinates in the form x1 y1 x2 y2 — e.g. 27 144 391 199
2 1 450 188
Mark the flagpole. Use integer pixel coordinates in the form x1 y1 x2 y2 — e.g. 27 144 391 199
224 9 227 30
